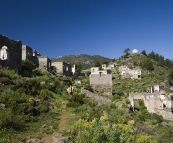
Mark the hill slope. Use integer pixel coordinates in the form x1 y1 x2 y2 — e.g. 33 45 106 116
111 53 172 94
51 54 113 69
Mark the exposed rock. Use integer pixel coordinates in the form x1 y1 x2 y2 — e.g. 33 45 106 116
81 87 111 104
42 124 47 128
19 138 43 143
52 133 69 143
67 86 73 95
0 103 5 109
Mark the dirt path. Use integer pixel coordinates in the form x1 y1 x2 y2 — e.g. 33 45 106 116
41 101 69 143
58 101 69 132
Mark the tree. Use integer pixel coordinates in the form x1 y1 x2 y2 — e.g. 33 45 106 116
168 69 173 85
22 60 36 71
94 61 101 68
123 48 130 54
75 62 82 74
148 51 155 59
140 59 154 71
141 50 147 56
70 62 82 74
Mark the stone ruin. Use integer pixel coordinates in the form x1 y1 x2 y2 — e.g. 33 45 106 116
119 65 141 79
129 85 173 120
89 65 112 95
51 61 75 76
0 34 22 71
22 45 51 71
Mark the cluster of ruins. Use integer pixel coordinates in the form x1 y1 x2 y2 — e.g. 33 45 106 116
0 34 75 76
129 85 173 120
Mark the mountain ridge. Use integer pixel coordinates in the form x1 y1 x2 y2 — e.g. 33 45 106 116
51 54 113 69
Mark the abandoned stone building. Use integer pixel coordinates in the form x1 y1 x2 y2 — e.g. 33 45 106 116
119 65 141 79
102 63 116 70
147 85 165 93
22 45 51 70
90 66 112 95
0 34 22 71
129 86 173 120
51 62 75 76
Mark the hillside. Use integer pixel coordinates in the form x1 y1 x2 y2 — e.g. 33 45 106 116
51 54 113 69
1 52 173 142
111 53 172 94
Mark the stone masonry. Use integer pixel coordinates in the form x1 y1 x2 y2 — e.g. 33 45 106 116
0 34 22 71
90 66 112 95
51 62 74 76
119 65 141 79
22 45 51 70
129 91 173 120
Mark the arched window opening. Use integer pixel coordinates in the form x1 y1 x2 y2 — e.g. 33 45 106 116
0 46 8 60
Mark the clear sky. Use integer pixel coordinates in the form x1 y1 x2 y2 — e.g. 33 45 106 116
0 0 173 59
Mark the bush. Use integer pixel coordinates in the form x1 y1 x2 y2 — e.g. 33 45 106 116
39 89 53 100
22 60 36 72
0 115 24 131
67 93 85 108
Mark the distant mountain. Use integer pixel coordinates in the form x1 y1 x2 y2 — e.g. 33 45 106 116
51 54 113 69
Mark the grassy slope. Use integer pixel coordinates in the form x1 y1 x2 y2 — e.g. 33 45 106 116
0 69 72 143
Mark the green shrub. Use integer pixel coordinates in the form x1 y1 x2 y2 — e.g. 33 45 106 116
39 89 53 100
0 115 24 131
67 93 85 108
22 60 36 72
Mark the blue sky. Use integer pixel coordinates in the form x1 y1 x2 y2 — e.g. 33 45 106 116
0 0 173 59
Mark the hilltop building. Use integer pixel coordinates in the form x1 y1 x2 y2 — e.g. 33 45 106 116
132 49 138 54
90 65 112 95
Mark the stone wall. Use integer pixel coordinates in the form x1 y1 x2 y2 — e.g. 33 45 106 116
37 56 51 70
51 62 63 73
22 45 51 71
22 45 33 60
90 74 112 95
0 34 22 71
119 65 141 79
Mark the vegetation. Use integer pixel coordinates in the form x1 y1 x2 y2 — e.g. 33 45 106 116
1 50 173 142
0 68 70 142
70 62 82 74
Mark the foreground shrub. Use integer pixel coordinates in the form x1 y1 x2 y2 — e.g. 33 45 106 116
67 93 85 108
69 111 155 143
